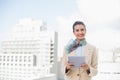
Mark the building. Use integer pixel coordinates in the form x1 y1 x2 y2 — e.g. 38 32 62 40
113 47 120 62
0 19 57 80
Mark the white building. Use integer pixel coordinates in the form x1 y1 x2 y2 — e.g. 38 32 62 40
0 19 57 80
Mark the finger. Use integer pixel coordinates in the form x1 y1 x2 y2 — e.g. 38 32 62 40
81 64 85 67
70 64 74 66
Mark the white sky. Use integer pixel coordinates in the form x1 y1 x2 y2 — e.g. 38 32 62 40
0 0 120 60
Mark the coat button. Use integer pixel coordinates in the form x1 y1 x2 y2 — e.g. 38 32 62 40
77 74 80 76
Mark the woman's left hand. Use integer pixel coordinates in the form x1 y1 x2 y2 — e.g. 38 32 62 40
81 64 90 71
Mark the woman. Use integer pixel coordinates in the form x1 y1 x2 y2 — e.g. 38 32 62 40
62 21 98 80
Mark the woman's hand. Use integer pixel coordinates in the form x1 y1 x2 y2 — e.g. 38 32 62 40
66 62 74 69
81 64 90 71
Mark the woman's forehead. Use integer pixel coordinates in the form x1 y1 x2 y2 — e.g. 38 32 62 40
74 25 85 29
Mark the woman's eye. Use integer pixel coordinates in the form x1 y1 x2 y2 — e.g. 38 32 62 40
81 29 85 31
76 29 79 32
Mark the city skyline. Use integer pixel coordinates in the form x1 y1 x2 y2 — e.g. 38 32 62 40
0 21 58 80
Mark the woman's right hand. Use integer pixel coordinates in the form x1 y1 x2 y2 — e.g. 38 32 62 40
66 62 74 69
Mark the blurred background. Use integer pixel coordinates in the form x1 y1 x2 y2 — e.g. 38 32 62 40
0 0 120 80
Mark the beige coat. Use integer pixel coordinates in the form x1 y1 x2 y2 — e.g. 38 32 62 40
61 43 98 80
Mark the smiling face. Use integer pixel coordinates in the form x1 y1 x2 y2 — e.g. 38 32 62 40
73 24 86 41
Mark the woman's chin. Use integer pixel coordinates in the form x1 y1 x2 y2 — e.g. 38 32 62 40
77 38 84 41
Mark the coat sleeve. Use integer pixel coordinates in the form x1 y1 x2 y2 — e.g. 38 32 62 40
61 47 72 76
88 47 98 77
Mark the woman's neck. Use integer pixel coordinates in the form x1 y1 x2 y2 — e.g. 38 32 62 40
76 38 85 43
